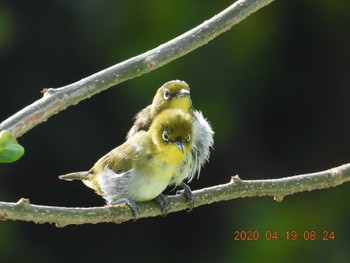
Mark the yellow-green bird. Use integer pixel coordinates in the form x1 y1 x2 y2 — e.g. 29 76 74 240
59 109 193 216
126 80 214 210
126 80 191 140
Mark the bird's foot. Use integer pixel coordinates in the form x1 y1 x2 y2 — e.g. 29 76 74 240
176 182 195 212
109 198 140 219
153 194 170 216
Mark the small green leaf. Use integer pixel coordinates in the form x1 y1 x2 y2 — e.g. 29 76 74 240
0 130 25 163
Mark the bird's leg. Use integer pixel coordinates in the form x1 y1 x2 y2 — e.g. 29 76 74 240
109 198 140 219
153 194 170 216
176 182 195 212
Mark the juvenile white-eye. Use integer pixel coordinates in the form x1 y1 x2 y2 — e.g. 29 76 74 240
59 109 193 216
126 80 214 210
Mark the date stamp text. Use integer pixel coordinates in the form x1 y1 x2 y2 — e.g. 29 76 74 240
233 230 335 241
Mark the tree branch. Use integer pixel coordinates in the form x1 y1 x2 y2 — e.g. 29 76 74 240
1 0 347 228
0 0 275 138
1 163 349 227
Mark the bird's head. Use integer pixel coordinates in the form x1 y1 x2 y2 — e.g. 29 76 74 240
152 80 192 114
150 109 193 161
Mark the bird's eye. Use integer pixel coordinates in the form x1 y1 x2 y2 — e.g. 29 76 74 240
186 134 191 143
162 131 170 142
163 89 171 100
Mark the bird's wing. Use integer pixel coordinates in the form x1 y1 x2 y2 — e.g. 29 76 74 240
126 105 153 139
91 131 150 200
95 131 148 173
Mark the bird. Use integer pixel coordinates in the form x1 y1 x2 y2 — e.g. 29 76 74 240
59 108 194 217
126 80 214 211
126 80 191 140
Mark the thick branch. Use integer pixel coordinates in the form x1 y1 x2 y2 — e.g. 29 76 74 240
0 0 275 138
1 163 349 227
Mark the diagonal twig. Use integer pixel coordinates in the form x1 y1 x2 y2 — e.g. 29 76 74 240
0 0 275 138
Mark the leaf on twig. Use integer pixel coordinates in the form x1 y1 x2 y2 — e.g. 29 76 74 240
0 130 25 163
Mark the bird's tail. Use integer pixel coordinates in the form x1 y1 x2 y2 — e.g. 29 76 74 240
58 171 90 181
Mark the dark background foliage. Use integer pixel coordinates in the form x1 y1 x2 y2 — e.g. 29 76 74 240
0 1 349 262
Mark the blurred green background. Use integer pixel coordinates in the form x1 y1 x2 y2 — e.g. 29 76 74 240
0 0 349 262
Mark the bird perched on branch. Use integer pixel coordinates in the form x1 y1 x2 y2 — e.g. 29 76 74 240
126 80 214 210
59 109 193 217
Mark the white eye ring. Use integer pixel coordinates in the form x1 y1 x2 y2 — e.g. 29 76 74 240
163 89 171 100
186 134 191 143
162 131 170 142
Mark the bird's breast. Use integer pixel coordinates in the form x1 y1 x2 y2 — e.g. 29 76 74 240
158 146 185 165
138 154 179 180
127 161 177 201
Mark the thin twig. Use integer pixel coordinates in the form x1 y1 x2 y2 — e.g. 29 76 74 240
0 0 275 138
1 163 349 227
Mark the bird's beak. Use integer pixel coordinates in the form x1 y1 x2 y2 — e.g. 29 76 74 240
173 140 184 153
176 89 190 98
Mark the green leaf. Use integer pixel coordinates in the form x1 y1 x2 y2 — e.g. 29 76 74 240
0 130 25 163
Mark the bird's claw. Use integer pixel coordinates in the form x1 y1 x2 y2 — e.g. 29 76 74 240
109 198 140 220
176 182 195 212
153 194 170 216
